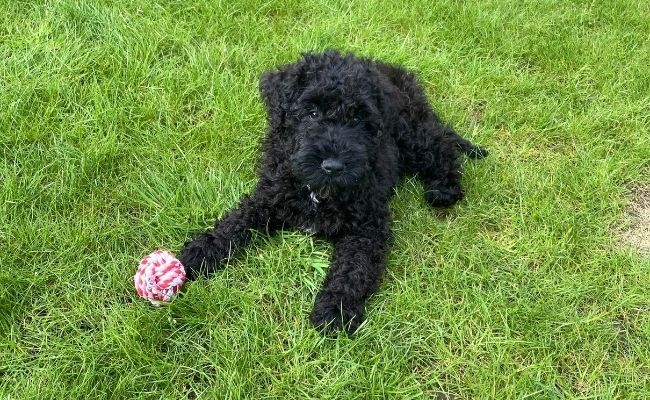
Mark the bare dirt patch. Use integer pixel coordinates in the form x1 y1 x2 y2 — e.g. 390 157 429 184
619 184 650 255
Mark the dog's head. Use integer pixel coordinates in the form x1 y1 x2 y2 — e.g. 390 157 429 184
260 50 398 198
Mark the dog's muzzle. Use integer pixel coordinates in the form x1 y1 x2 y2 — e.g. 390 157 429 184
291 125 370 195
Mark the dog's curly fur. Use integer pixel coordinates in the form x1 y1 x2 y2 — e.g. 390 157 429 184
179 50 487 334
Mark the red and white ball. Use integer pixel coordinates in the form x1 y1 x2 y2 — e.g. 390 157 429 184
134 250 186 306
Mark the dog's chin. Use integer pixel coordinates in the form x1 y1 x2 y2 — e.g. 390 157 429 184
304 174 360 199
311 183 336 199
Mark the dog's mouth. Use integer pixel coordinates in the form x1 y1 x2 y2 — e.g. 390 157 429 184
305 173 357 197
312 175 358 198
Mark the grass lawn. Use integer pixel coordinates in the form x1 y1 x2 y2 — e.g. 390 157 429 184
1 0 649 398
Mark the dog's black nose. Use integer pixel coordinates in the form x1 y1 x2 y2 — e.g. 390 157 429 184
321 158 344 175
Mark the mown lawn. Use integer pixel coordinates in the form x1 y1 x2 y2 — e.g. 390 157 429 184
1 0 649 398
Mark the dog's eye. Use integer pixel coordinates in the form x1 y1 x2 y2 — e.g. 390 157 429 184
308 110 320 120
352 116 361 124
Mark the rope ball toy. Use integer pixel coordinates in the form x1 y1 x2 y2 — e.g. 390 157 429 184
134 249 186 306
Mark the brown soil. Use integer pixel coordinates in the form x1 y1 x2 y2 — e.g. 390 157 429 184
619 184 650 255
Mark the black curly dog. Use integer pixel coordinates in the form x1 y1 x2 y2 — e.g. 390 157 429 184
179 50 487 334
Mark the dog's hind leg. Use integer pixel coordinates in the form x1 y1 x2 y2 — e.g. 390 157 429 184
449 131 489 159
398 120 466 207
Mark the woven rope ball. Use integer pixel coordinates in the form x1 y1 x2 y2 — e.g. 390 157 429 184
134 250 186 306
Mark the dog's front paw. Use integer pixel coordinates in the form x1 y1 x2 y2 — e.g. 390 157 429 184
178 232 224 279
309 296 364 335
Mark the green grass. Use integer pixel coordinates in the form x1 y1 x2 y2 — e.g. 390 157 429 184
1 0 649 398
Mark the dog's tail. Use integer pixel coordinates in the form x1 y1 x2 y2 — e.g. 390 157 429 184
453 134 489 159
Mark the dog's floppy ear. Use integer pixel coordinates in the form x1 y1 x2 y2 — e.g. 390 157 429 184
375 79 401 137
259 70 286 132
259 61 308 133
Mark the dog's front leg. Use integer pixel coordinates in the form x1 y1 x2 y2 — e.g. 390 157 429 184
310 232 389 334
179 194 274 279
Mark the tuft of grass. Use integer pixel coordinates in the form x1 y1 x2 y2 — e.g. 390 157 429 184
1 0 649 398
